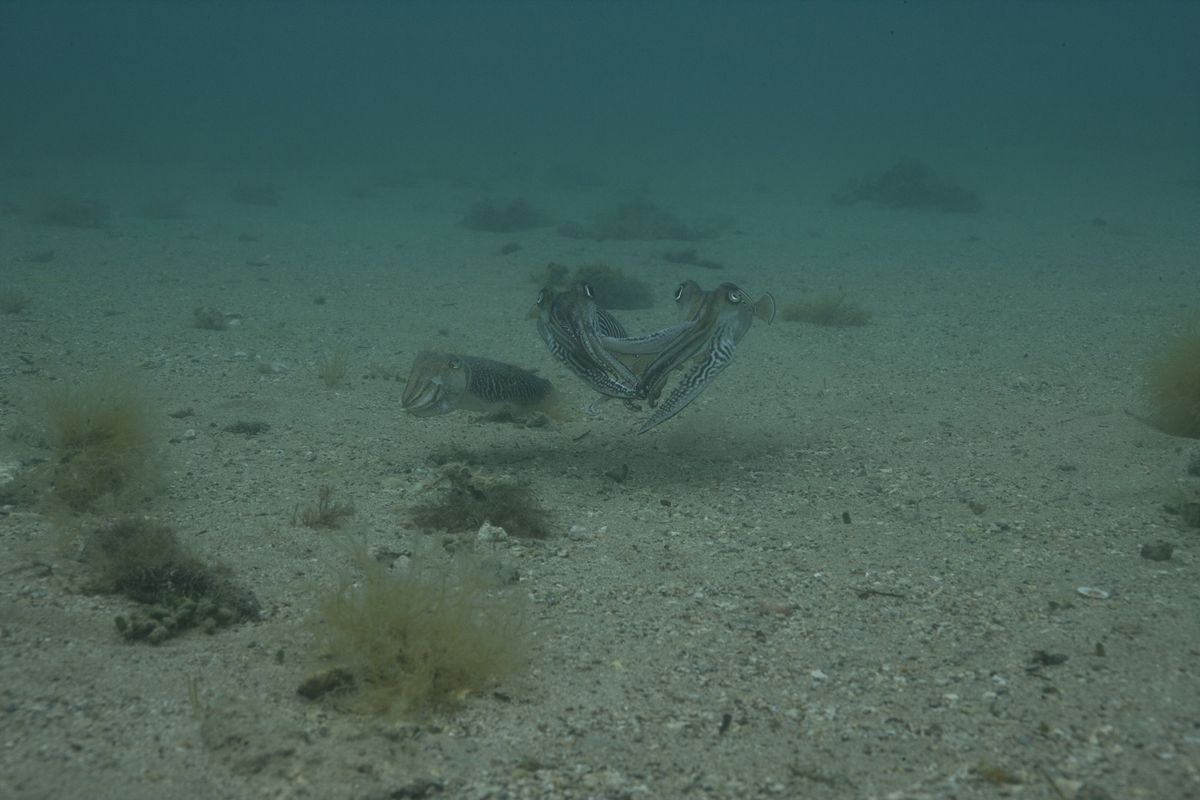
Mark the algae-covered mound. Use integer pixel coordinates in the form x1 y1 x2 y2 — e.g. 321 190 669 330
834 157 980 213
305 545 529 713
82 517 260 644
410 463 553 539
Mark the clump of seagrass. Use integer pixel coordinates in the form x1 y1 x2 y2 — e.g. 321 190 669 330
1146 326 1200 438
303 544 529 712
316 349 350 388
45 376 162 510
80 517 260 644
411 463 551 538
297 485 355 529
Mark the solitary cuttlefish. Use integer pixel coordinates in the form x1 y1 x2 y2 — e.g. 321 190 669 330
401 351 559 419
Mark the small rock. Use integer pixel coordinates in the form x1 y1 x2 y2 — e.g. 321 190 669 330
1139 541 1173 562
297 667 355 700
758 599 795 617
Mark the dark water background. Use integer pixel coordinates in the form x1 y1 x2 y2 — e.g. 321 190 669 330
3 0 1197 180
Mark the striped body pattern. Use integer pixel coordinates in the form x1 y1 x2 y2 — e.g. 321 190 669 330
531 280 774 432
402 351 553 417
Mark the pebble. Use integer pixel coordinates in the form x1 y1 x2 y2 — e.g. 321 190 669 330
758 599 795 617
1076 586 1110 600
1139 541 1173 562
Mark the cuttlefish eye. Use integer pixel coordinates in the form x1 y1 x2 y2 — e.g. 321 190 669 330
673 284 686 302
447 358 461 370
535 289 548 305
727 288 743 304
581 282 596 299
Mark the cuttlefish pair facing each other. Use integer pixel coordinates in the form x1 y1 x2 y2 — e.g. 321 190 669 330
532 280 775 432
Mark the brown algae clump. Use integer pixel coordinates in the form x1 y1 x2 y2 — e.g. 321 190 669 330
298 485 355 529
307 545 529 712
1147 328 1200 438
45 376 162 510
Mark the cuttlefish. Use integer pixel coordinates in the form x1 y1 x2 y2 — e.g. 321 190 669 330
601 280 775 432
401 351 557 418
529 284 643 402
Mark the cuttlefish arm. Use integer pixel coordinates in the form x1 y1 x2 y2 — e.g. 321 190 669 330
638 323 740 433
598 321 697 355
636 282 775 407
636 283 776 431
538 315 642 400
569 283 648 393
627 281 724 405
607 279 713 357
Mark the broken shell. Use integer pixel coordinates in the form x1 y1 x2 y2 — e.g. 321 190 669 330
476 521 508 543
1076 586 1110 600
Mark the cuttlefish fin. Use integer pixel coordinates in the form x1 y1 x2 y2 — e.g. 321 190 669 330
754 292 777 324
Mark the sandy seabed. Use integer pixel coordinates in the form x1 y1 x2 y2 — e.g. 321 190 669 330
1 154 1198 799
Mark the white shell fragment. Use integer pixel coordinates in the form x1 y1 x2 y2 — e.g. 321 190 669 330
1076 586 1110 600
476 521 509 543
